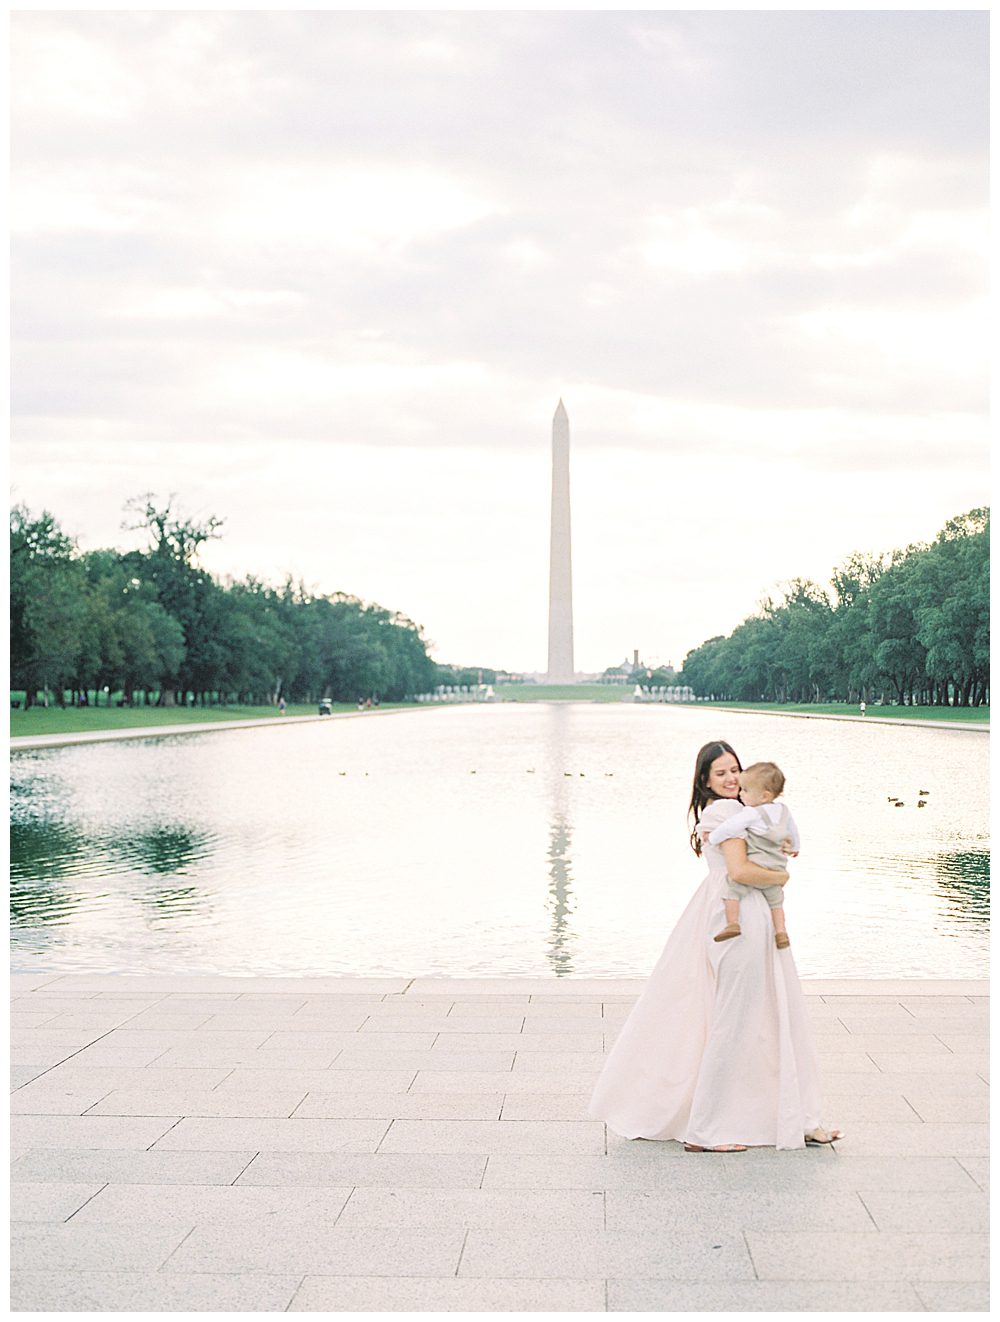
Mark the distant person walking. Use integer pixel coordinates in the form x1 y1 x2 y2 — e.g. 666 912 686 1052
859 701 866 717
588 740 842 1151
278 697 286 716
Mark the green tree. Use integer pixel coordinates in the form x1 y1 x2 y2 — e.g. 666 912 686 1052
10 505 88 706
912 509 989 705
868 552 929 705
121 495 223 705
679 510 988 708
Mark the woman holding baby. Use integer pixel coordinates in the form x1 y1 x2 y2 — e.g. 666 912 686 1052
588 739 842 1152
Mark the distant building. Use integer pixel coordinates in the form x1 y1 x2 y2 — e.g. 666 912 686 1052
601 651 647 685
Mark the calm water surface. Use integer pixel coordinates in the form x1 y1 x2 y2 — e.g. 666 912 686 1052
10 705 989 978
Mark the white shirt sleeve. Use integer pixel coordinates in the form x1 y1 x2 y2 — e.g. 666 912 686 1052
783 808 801 852
707 805 762 845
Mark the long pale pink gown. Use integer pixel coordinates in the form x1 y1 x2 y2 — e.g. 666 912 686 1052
588 798 824 1150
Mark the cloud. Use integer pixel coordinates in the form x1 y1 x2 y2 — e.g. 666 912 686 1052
10 10 989 669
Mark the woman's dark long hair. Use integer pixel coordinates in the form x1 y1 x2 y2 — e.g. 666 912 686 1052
688 740 741 855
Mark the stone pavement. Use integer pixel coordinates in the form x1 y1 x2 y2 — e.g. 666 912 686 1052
10 974 988 1312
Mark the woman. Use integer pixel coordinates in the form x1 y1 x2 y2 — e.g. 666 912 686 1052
588 739 841 1151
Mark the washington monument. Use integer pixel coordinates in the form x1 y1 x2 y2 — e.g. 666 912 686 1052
547 399 575 682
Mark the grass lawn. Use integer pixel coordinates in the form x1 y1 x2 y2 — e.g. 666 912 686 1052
700 701 989 725
11 691 988 735
9 699 403 738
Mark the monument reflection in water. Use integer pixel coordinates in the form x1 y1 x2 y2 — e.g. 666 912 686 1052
544 704 578 975
9 704 990 979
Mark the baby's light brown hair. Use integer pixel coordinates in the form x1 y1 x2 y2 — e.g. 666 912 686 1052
740 761 786 798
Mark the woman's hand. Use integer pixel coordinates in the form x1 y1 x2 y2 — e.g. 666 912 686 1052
719 838 788 888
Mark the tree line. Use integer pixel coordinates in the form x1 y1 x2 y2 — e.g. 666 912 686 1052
679 508 989 707
10 497 443 708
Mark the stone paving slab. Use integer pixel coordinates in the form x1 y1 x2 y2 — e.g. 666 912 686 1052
152 1116 390 1152
434 1030 606 1051
234 1151 489 1189
32 974 413 994
866 1051 987 1074
907 1094 989 1122
11 1114 182 1150
807 1092 918 1122
957 1157 988 1191
410 1068 600 1094
603 1188 876 1233
746 1230 989 1282
11 1010 63 1028
215 1067 419 1094
9 974 989 1311
288 1275 606 1311
10 1084 118 1116
377 1118 605 1156
10 1271 301 1312
482 1154 732 1191
606 1279 928 1311
858 1189 989 1232
168 1224 469 1276
914 1283 991 1311
11 1027 110 1049
32 1065 237 1092
293 1091 505 1120
86 1087 310 1118
71 1183 355 1225
822 1069 988 1095
9 1182 106 1222
334 1187 607 1231
827 1121 988 1157
10 1061 72 1090
11 996 132 1013
458 1227 756 1279
499 1093 593 1121
202 1012 371 1032
12 1148 259 1186
150 1045 346 1069
11 1221 192 1272
55 1043 177 1068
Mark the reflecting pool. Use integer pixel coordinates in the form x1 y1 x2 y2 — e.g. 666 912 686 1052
10 704 989 978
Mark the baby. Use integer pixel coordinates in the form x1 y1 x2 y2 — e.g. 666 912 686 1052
707 761 800 949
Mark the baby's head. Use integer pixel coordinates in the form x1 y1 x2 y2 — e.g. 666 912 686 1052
739 761 785 807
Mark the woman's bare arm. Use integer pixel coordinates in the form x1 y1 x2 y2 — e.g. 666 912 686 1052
718 838 789 888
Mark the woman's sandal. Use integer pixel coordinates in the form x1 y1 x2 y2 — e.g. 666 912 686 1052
684 1143 748 1153
805 1128 844 1145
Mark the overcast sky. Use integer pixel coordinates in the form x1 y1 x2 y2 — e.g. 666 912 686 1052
11 10 989 673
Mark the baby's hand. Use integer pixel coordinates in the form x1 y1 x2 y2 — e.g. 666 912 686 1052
780 837 797 856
